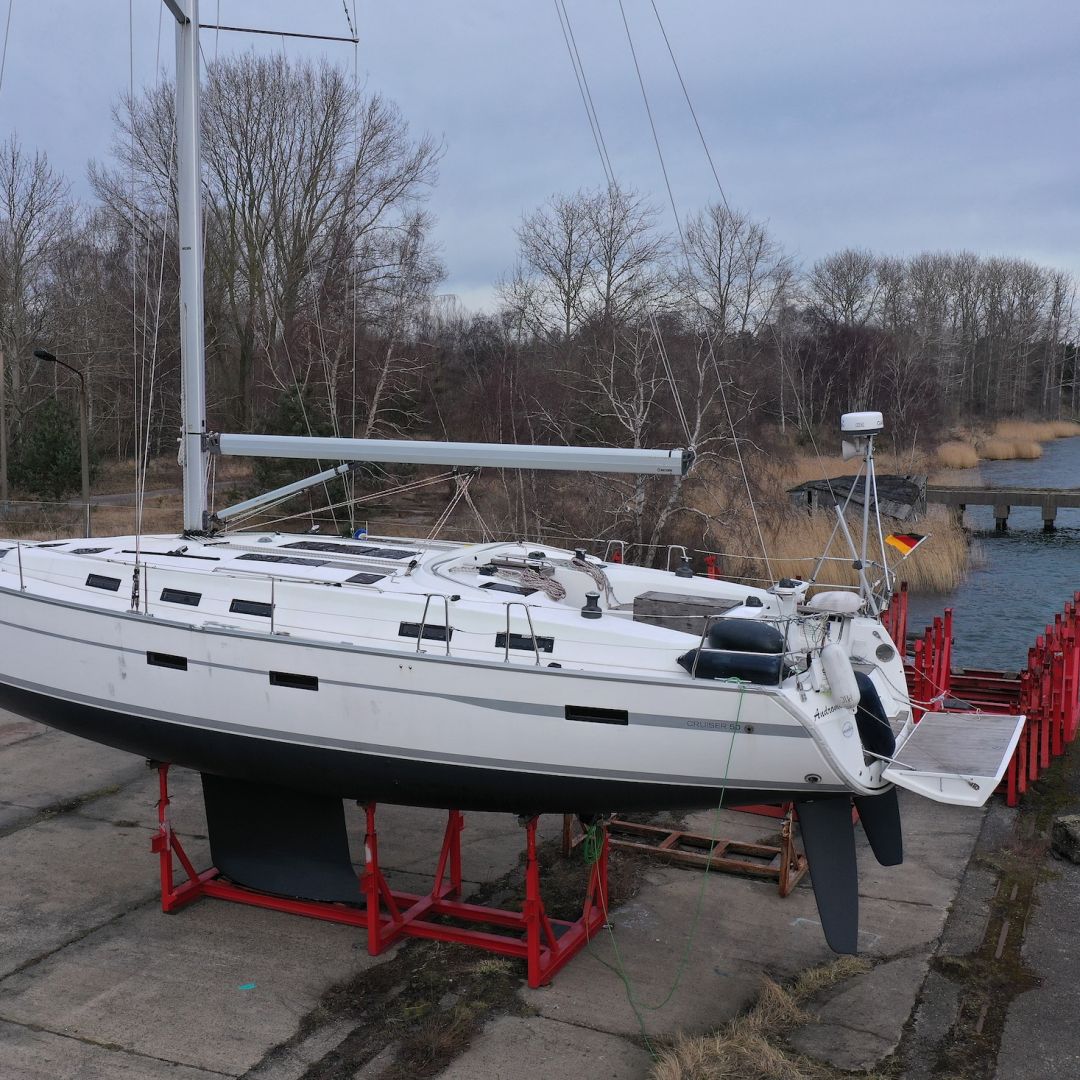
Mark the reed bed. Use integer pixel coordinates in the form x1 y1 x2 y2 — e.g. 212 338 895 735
935 441 979 469
713 505 973 595
994 419 1080 441
651 957 874 1080
979 437 1042 461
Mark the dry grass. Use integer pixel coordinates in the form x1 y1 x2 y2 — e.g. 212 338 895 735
650 957 872 1080
716 505 973 595
994 419 1080 441
935 441 979 469
979 437 1043 461
778 449 930 490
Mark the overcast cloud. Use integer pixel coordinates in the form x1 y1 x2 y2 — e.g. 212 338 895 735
1 1 1077 309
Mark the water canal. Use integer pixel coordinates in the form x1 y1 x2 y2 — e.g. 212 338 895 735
907 436 1080 670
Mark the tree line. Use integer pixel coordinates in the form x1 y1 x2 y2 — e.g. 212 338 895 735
1 53 1076 547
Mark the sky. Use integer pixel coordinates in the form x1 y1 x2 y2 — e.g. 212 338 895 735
1 0 1078 311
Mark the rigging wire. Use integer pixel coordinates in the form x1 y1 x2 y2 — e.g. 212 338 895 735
615 0 773 579
552 0 614 189
0 0 14 98
646 1 842 508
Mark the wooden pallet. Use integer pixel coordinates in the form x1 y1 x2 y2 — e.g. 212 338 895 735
562 811 808 898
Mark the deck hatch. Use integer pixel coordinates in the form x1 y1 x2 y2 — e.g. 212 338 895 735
284 541 418 560
565 705 629 726
399 621 453 642
347 572 385 584
479 582 538 597
86 574 121 592
230 599 273 618
147 651 188 671
269 671 319 691
160 587 201 607
495 631 555 653
237 553 328 567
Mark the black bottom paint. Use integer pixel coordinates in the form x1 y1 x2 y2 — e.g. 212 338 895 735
0 680 842 815
202 774 362 902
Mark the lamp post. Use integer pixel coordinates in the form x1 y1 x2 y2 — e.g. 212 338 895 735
33 348 90 537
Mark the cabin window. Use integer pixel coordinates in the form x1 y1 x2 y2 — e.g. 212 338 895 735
565 705 629 726
495 631 554 653
269 671 319 691
479 581 538 596
72 547 110 555
147 651 187 671
230 599 273 618
399 621 452 642
160 588 201 607
86 574 121 592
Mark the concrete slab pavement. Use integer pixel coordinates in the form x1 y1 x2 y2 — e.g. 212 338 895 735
1 717 997 1080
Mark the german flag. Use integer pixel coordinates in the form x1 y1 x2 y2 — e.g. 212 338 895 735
885 532 928 557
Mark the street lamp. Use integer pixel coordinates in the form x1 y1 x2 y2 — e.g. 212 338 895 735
33 348 91 538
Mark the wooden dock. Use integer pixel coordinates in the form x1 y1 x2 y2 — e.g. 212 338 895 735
926 486 1080 531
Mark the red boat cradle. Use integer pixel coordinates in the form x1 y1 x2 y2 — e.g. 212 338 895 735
150 764 610 988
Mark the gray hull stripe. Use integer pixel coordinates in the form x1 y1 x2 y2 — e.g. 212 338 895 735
0 671 841 792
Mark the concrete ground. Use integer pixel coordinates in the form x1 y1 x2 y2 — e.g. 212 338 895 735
0 711 1013 1079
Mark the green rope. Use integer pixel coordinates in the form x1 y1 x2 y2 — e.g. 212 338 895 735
581 820 606 864
587 678 747 1056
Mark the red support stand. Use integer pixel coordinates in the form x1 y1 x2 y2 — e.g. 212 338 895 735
151 765 608 988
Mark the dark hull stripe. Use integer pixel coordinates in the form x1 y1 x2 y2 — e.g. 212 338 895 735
0 681 846 814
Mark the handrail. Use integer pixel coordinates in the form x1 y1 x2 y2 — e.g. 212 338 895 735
664 545 689 572
417 593 452 656
603 539 628 562
503 601 542 666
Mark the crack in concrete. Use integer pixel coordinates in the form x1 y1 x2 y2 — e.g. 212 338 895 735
0 780 133 839
0 1016 238 1077
0 893 160 982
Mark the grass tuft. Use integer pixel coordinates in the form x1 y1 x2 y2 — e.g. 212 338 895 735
935 441 979 469
650 958 872 1080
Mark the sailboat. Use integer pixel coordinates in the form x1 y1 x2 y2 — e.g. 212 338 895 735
1 0 1024 953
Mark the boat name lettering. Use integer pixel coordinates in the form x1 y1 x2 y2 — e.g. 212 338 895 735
813 704 847 719
687 719 745 733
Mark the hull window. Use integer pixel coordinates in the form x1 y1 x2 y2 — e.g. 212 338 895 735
566 705 629 726
160 588 201 607
230 599 273 618
269 671 319 691
496 631 555 653
399 621 452 642
86 574 121 592
147 651 188 671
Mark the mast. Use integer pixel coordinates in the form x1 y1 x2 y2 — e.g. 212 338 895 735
165 0 208 531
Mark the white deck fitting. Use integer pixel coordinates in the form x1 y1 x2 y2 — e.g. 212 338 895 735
884 710 1026 807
